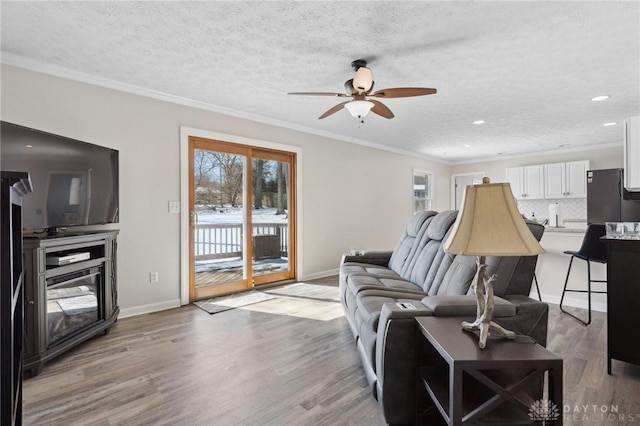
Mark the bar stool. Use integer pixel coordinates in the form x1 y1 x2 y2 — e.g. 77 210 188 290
532 273 542 301
559 224 607 325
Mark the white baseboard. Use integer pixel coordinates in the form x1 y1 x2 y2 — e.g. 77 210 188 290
300 268 339 281
533 292 607 313
120 270 340 318
119 298 182 318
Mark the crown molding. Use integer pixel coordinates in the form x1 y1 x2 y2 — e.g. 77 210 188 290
1 52 448 165
450 141 623 166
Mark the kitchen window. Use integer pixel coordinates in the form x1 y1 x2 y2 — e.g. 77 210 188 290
413 170 432 213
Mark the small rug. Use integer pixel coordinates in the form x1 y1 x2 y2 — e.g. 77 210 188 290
262 282 341 303
193 290 276 314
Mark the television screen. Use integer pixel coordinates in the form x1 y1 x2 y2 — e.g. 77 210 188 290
1 121 119 233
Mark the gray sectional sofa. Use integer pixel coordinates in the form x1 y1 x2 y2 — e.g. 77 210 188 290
339 210 548 424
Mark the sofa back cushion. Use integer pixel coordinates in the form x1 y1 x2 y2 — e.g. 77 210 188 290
398 210 459 294
388 211 437 275
388 211 544 298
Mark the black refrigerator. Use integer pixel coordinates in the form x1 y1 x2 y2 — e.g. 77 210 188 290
587 168 640 224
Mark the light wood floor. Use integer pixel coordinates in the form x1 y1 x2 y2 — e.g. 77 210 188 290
23 277 640 425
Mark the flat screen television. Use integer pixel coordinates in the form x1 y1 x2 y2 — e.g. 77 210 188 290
1 121 119 234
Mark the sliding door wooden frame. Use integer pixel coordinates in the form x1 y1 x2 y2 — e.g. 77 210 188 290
250 148 297 286
179 127 301 305
188 137 251 301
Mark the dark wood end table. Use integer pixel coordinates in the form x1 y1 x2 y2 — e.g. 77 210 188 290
415 317 563 425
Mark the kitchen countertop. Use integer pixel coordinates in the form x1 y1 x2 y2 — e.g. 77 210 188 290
544 226 585 234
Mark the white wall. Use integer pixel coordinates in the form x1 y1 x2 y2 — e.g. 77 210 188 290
1 65 452 315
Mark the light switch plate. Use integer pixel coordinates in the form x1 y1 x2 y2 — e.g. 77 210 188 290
168 201 180 214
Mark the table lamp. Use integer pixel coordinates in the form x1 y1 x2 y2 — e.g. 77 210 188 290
444 177 544 348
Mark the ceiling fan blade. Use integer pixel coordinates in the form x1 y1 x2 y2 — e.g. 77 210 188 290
370 100 394 119
370 87 437 98
288 92 349 97
344 79 355 95
319 101 350 119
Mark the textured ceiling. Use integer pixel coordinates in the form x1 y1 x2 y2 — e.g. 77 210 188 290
1 1 639 163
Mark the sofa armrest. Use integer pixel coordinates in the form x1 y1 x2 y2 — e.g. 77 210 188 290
375 302 433 424
499 295 549 346
378 300 433 323
420 295 516 317
341 250 393 266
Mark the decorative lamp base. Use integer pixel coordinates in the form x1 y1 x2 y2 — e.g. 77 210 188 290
461 319 516 349
465 255 516 349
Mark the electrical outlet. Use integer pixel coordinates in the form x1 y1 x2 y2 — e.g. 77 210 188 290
150 272 159 283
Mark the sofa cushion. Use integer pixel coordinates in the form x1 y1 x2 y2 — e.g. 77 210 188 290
426 210 458 240
431 254 476 296
388 211 437 276
341 262 400 278
421 295 516 317
405 211 458 294
348 274 424 296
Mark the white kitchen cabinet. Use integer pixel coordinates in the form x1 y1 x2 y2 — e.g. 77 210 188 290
506 167 524 199
505 165 544 200
544 160 589 199
624 116 640 191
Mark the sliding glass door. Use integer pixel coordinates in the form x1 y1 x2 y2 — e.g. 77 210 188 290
188 137 296 301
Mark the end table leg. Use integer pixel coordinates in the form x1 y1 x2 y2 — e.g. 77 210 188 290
549 362 563 425
451 368 463 424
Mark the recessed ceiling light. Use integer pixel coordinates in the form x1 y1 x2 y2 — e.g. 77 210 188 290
463 144 471 148
473 120 485 125
591 95 610 102
603 122 617 126
25 145 33 148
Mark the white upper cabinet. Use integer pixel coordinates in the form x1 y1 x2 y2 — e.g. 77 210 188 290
544 163 565 199
505 165 544 200
506 167 524 199
624 116 640 191
566 161 589 198
544 160 589 199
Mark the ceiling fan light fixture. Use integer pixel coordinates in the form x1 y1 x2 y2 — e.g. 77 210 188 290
353 67 373 92
345 100 374 118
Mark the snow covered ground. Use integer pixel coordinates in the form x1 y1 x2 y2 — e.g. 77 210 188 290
193 206 289 277
196 206 288 225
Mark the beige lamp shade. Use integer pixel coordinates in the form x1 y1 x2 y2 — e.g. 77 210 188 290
444 178 544 256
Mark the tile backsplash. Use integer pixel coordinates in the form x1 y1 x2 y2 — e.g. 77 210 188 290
517 198 586 222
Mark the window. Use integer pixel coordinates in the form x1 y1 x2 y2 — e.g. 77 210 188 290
413 170 432 213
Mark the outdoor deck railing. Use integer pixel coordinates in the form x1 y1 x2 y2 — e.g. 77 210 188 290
194 223 288 261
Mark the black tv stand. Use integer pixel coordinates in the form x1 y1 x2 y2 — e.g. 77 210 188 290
1 172 32 425
22 230 119 376
44 226 66 236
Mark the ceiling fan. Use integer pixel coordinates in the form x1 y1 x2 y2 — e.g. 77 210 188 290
287 59 437 120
